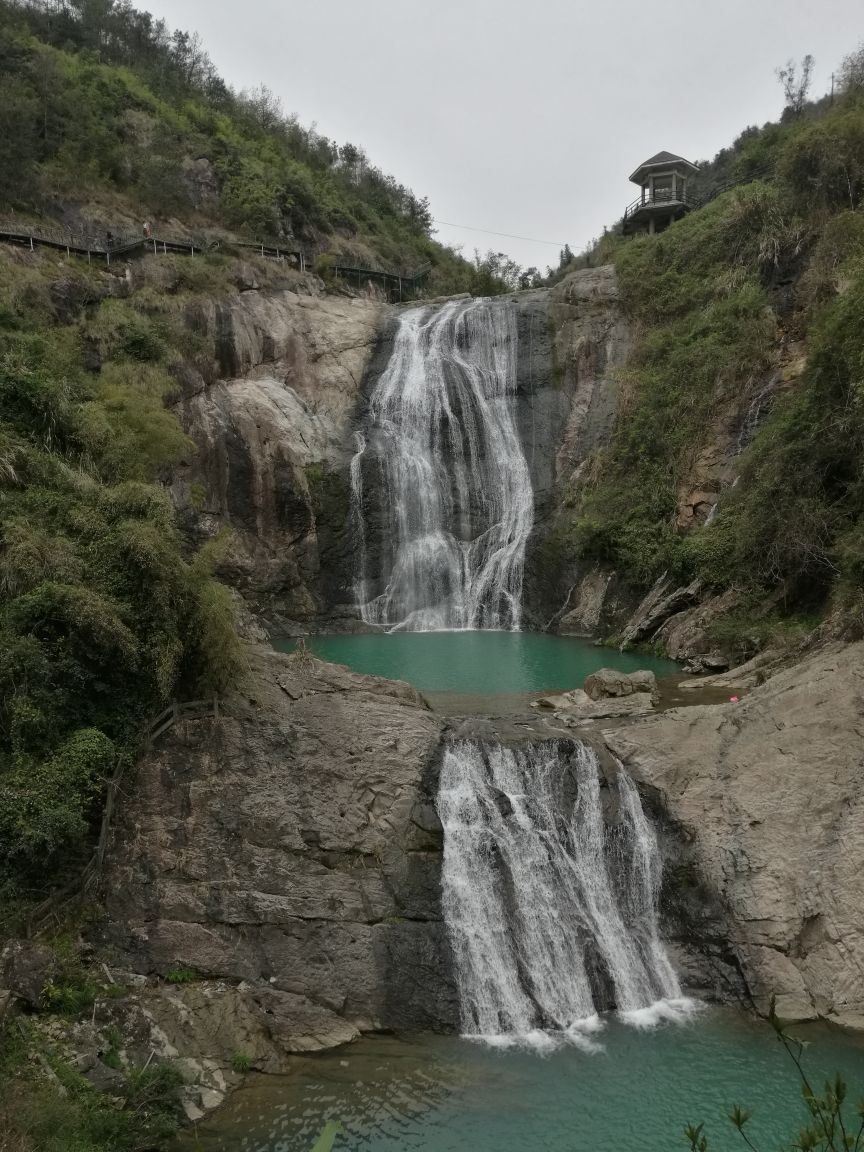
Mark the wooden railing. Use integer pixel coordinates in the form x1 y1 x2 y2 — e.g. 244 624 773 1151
235 239 306 268
332 258 432 300
144 696 220 747
0 218 211 262
0 219 314 266
0 219 430 292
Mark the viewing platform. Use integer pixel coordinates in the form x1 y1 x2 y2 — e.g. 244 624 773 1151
622 151 700 236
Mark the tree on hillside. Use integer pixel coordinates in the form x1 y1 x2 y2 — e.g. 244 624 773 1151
776 54 815 117
470 250 522 294
839 41 864 99
240 83 284 130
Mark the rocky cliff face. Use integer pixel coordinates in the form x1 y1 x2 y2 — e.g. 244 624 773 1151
518 267 633 630
171 271 635 635
166 268 793 658
604 642 864 1026
101 645 458 1052
172 289 385 630
513 269 807 661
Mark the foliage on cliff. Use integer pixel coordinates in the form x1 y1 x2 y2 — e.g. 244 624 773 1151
0 244 246 913
569 52 864 636
0 0 508 295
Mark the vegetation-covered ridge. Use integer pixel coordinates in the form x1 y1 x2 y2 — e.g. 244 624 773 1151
0 0 518 295
0 241 248 916
560 44 864 655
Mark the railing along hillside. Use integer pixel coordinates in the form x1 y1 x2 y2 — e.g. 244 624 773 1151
0 218 429 294
332 258 432 301
0 219 209 263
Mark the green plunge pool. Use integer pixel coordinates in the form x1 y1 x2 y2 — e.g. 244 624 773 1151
179 1011 864 1152
274 631 679 695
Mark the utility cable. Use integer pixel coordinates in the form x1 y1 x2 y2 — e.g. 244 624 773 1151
432 220 568 248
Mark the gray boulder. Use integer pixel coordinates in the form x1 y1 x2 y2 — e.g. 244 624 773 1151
534 688 655 721
584 667 658 701
1 940 55 1007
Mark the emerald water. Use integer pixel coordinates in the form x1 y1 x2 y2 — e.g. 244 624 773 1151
181 1012 864 1152
274 631 679 695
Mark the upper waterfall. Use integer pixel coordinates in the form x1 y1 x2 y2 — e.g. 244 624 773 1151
351 297 533 631
437 739 691 1050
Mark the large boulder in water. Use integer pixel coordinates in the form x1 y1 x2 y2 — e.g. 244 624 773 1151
584 667 658 701
533 687 655 722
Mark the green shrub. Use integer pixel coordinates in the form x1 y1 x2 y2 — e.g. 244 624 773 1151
712 264 864 602
85 299 165 364
164 967 200 984
0 1024 182 1152
565 188 778 587
0 238 256 895
779 104 864 212
0 728 114 869
39 936 101 1016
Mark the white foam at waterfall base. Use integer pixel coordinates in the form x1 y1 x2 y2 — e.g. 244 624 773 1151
351 297 533 631
620 998 700 1030
437 739 695 1052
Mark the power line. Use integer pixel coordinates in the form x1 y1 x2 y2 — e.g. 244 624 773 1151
432 219 568 248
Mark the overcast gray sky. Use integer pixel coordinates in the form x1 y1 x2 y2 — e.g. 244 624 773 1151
145 0 861 271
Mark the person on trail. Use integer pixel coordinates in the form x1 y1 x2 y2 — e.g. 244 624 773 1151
143 220 152 238
106 230 114 248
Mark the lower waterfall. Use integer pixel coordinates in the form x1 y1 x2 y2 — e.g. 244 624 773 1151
437 739 691 1050
351 296 533 631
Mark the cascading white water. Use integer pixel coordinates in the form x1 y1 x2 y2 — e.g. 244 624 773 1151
615 766 685 1024
349 430 368 610
437 739 691 1050
351 297 533 631
736 381 776 453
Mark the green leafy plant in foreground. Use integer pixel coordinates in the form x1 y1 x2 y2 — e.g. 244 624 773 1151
310 1121 344 1152
685 1001 864 1152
